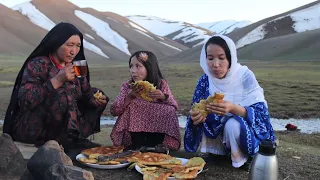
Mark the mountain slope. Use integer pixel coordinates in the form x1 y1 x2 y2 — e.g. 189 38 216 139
162 28 320 62
228 0 320 48
197 20 251 34
0 4 47 56
163 1 320 61
81 8 188 57
8 0 188 62
128 15 214 48
13 0 123 61
237 28 320 60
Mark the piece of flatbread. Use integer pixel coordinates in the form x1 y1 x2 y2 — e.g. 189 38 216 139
128 152 173 165
93 90 103 99
172 169 198 179
81 146 124 159
192 92 224 117
97 160 121 165
78 157 98 164
130 80 156 101
185 157 206 172
143 168 172 180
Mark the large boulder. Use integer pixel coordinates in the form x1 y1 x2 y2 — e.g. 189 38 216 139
0 133 25 176
44 164 94 180
27 140 73 179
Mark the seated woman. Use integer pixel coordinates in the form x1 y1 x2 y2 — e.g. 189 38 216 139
110 51 181 150
184 35 275 168
3 22 109 150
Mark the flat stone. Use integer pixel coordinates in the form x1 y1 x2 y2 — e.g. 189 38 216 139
0 133 26 176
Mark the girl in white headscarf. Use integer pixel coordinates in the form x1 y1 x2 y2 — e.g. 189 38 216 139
184 34 275 168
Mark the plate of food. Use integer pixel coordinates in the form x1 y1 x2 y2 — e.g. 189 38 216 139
76 146 136 169
130 152 205 180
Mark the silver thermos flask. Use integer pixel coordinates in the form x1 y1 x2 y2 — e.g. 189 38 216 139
249 139 278 180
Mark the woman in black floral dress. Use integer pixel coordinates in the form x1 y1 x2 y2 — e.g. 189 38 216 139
3 22 109 150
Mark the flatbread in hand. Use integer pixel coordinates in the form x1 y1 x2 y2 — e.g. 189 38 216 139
130 80 156 101
93 90 103 99
192 92 224 117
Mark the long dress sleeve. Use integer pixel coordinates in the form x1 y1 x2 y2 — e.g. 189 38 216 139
235 102 275 156
78 76 91 99
184 75 208 152
110 82 130 116
18 58 55 111
157 80 178 109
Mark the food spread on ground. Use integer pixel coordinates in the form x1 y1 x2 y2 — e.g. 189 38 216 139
192 92 225 117
130 80 156 101
77 146 205 179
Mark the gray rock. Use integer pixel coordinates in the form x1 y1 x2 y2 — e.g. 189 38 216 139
0 133 25 176
44 164 94 180
20 169 34 180
27 140 73 179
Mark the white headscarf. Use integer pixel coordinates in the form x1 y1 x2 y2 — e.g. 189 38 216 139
200 34 267 107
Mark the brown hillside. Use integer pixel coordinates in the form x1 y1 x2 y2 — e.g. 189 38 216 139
227 0 320 42
0 4 46 56
30 0 127 61
82 8 189 58
162 1 320 61
237 28 320 60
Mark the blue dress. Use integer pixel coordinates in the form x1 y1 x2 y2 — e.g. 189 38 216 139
184 74 275 156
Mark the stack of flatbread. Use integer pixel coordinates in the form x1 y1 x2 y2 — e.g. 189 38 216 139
78 146 136 165
128 152 206 180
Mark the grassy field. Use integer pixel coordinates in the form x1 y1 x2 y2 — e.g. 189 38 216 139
0 56 319 179
0 57 320 119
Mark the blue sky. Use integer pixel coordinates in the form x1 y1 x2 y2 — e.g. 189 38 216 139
1 0 316 23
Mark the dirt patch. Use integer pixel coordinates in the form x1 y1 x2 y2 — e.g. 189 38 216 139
264 16 296 39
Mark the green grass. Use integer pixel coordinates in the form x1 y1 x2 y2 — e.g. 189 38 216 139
0 56 319 119
0 81 15 88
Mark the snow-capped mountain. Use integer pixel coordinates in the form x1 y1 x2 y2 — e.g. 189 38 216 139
1 0 319 61
197 20 251 34
12 2 110 58
164 1 320 61
236 2 320 48
127 15 214 47
3 0 188 61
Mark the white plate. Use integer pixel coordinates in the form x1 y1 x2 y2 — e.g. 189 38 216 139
135 157 203 180
76 154 131 169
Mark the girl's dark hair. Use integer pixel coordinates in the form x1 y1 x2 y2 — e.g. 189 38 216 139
205 36 232 68
129 51 164 89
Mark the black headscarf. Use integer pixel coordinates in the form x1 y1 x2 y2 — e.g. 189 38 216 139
3 22 89 135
